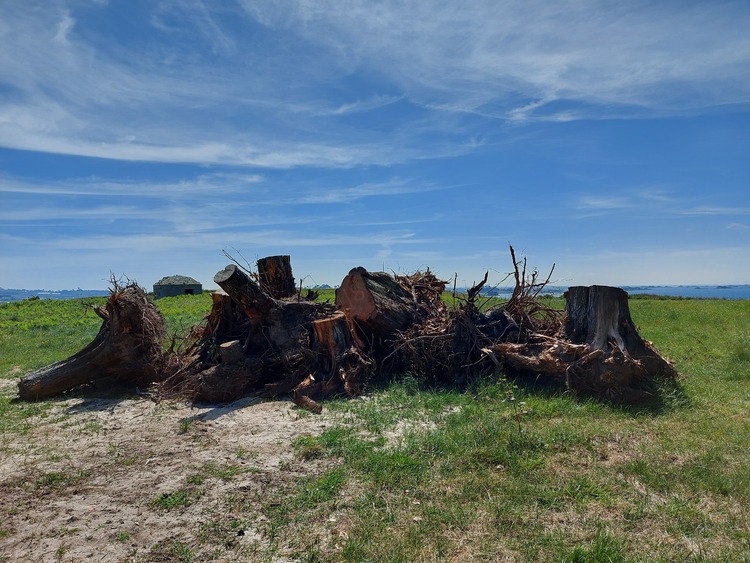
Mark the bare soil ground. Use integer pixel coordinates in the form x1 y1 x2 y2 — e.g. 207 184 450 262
0 379 338 562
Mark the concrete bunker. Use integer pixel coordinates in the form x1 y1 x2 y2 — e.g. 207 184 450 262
153 275 202 299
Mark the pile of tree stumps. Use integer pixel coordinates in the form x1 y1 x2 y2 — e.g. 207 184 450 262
17 249 678 409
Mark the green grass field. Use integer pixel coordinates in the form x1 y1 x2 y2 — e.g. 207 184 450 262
1 293 748 561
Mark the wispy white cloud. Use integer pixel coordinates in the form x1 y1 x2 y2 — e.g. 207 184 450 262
245 1 750 118
573 191 750 221
679 206 750 216
0 172 263 196
577 196 632 210
298 178 449 204
53 10 74 45
317 95 403 116
559 246 750 286
1 1 747 165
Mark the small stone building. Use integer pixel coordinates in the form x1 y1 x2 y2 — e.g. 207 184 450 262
153 275 202 299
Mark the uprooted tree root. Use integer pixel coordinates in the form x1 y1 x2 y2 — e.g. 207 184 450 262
17 281 168 400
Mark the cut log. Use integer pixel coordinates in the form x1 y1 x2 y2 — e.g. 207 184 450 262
219 340 244 365
213 264 276 320
335 267 417 346
18 285 165 400
205 289 249 345
257 255 296 299
291 376 324 414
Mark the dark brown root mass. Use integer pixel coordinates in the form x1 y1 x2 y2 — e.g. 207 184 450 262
391 246 676 401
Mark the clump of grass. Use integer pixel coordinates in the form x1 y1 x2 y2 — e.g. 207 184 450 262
34 469 90 490
732 336 750 363
294 467 347 508
0 396 54 437
562 527 627 562
186 474 205 486
178 416 196 434
149 538 195 562
562 476 610 505
151 489 200 511
199 461 246 481
293 434 325 460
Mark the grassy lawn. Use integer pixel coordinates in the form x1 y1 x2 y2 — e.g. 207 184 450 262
1 293 748 561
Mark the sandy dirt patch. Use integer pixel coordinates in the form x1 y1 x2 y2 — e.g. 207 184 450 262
0 379 339 562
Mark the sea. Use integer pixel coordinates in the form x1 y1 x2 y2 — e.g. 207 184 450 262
0 288 110 303
481 284 750 300
2 284 750 304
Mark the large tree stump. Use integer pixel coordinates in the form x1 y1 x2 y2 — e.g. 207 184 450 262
18 285 166 400
563 285 676 398
205 289 249 345
312 311 368 396
257 255 296 299
335 267 417 348
485 285 676 401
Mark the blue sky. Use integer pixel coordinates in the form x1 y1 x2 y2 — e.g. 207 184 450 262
1 1 749 291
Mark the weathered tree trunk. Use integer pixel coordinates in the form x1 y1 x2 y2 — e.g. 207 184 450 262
313 312 353 376
205 289 249 345
312 311 368 396
257 255 296 299
17 285 165 400
219 340 244 365
487 339 588 382
335 267 417 347
563 285 675 374
564 286 640 352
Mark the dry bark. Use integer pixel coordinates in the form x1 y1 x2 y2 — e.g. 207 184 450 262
213 264 276 321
